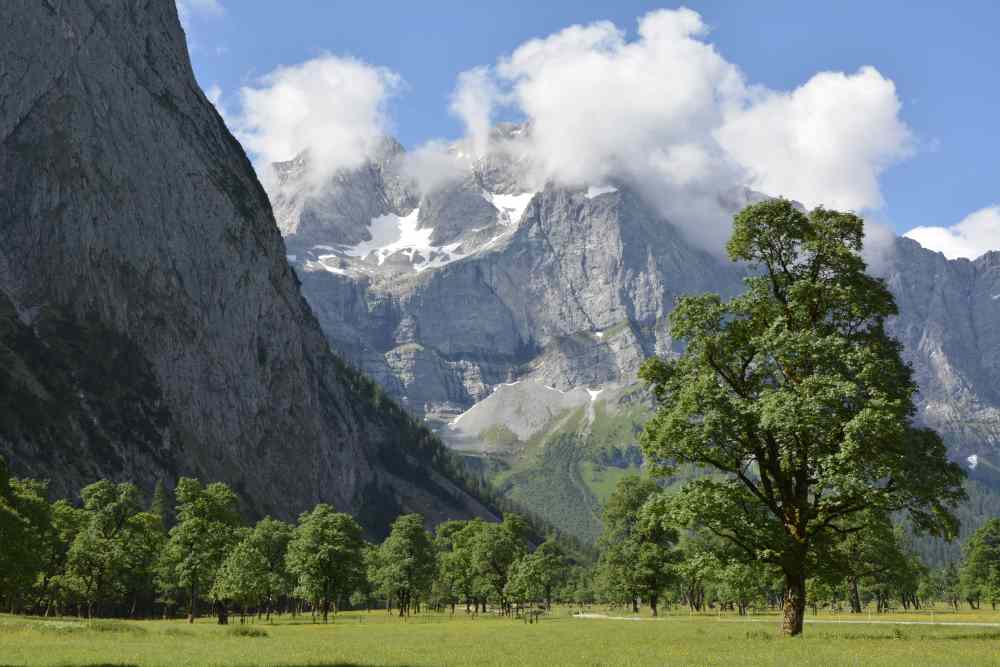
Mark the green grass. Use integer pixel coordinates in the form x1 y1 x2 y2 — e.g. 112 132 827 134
579 461 643 505
3 607 1000 666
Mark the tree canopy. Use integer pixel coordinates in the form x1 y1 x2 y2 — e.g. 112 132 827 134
639 199 966 635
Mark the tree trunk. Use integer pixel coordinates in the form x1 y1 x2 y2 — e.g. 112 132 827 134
781 570 806 636
848 577 862 613
188 584 197 624
650 594 659 617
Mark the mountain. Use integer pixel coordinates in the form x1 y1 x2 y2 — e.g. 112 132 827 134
0 0 495 533
276 126 1000 542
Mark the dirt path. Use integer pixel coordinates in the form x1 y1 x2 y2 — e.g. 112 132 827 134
572 612 1000 628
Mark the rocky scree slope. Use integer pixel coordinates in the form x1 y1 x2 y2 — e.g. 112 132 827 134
0 0 494 533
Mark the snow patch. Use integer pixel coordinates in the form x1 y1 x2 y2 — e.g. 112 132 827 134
594 331 604 340
587 388 604 402
993 294 1000 300
484 191 536 226
304 255 349 275
968 454 979 470
344 209 428 265
586 185 618 199
341 208 467 272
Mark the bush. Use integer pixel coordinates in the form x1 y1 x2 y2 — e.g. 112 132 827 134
226 626 268 638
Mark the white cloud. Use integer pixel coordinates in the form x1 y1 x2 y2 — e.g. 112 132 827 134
448 8 914 253
904 206 1000 260
398 141 467 195
450 67 497 158
234 55 401 189
717 66 914 211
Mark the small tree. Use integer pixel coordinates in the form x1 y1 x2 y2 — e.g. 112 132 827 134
960 519 1000 609
0 460 52 614
211 537 269 623
640 200 966 635
372 514 437 617
247 517 294 619
598 477 677 616
286 504 364 623
434 520 475 614
63 481 144 617
467 514 529 616
156 478 242 623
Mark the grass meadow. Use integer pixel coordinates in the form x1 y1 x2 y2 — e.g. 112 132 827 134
2 606 1000 666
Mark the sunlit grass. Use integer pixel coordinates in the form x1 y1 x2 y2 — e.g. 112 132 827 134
2 606 1000 666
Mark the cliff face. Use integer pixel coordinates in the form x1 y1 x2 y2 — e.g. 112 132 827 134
276 127 1000 540
0 0 493 532
883 240 1000 458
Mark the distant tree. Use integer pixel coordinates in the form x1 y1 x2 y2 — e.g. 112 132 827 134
247 517 294 619
286 504 364 623
372 514 437 617
640 199 967 635
812 510 912 614
433 520 475 614
211 536 268 623
37 500 86 616
598 477 677 616
156 478 242 623
938 562 962 611
672 533 721 613
960 518 1000 609
531 538 568 610
119 510 166 617
467 514 529 616
62 481 145 617
0 459 52 613
717 559 774 616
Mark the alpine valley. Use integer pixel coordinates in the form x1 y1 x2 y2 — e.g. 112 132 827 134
276 125 1000 551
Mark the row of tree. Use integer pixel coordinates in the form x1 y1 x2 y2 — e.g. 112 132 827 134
4 451 999 625
0 459 571 623
591 475 1000 618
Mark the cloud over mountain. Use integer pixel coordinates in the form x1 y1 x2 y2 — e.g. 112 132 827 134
450 8 913 251
235 55 401 189
223 8 915 254
904 206 1000 259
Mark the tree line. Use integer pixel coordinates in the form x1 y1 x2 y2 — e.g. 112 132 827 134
0 460 571 623
591 475 1000 618
3 455 998 625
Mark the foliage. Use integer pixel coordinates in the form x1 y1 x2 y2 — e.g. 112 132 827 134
959 518 1000 609
597 477 678 615
370 514 437 616
156 478 243 623
285 504 365 622
639 199 966 634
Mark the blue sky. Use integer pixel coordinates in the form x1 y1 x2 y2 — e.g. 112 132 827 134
180 1 1000 257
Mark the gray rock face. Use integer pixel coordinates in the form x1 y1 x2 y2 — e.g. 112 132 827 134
273 138 418 247
280 132 1000 463
0 0 493 532
882 240 1000 456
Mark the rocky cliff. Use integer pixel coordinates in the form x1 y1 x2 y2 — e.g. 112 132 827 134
276 126 1000 540
0 0 494 533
